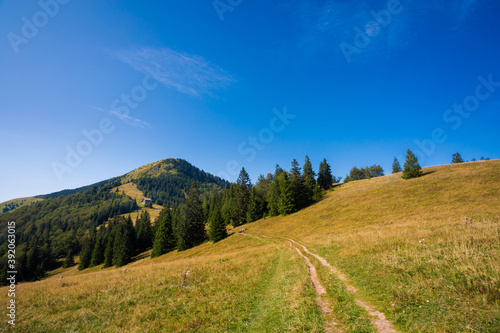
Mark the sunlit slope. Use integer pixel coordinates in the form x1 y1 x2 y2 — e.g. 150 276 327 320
248 159 500 332
1 234 322 332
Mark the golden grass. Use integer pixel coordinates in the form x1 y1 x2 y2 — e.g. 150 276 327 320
247 159 500 331
110 183 163 223
2 160 499 332
1 234 322 332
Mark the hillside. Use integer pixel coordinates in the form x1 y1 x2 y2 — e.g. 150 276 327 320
2 160 498 332
0 197 44 216
0 158 229 285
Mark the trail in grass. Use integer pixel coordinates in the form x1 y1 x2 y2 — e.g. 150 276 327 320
288 238 397 333
293 243 341 333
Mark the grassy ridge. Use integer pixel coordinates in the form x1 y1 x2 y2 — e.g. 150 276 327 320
1 160 498 332
248 160 500 332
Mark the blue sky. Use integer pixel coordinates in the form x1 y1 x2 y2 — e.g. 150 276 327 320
1 0 499 202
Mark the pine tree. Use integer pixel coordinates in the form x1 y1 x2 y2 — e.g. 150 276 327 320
103 231 115 268
177 182 206 251
289 158 305 211
63 249 75 268
402 149 423 179
302 155 317 205
452 152 464 163
232 168 251 227
246 187 259 222
392 157 402 173
277 172 294 216
78 233 95 271
90 235 106 267
113 225 129 267
151 208 175 258
268 165 283 216
317 158 334 190
208 208 228 242
136 210 153 251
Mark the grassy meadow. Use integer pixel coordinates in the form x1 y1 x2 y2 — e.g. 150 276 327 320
1 159 499 332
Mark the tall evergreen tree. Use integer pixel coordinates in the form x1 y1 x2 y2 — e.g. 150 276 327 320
277 172 294 216
402 149 423 179
136 210 153 251
151 208 175 258
289 158 305 210
246 187 263 222
90 234 106 267
268 165 284 216
177 182 206 251
208 208 228 242
392 157 402 173
232 168 251 227
302 155 317 205
103 230 115 268
452 152 464 163
63 249 75 268
113 224 130 267
317 158 334 190
78 233 95 271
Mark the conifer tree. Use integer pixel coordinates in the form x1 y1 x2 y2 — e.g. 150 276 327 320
177 182 206 251
277 172 294 216
90 235 106 267
392 157 402 173
208 208 228 242
63 249 75 268
103 231 115 268
452 152 464 163
113 225 130 267
151 208 175 258
232 168 251 227
246 187 263 222
78 233 95 271
402 149 423 179
302 155 317 205
268 165 283 216
317 158 334 190
289 158 305 210
136 210 153 251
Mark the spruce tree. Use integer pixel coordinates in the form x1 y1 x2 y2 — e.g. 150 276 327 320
392 157 402 173
277 172 294 216
402 149 423 179
90 235 106 267
268 165 283 216
317 158 334 190
151 208 175 258
113 225 129 267
208 208 228 242
78 234 95 271
63 249 75 268
302 155 316 205
246 187 263 223
452 152 464 163
232 168 251 227
136 210 153 251
103 231 115 268
177 182 206 251
289 158 304 211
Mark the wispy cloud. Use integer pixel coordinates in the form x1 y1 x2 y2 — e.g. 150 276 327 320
93 106 151 129
112 47 234 97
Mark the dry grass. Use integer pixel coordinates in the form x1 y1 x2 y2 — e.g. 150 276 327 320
110 183 163 223
248 159 500 332
2 160 499 332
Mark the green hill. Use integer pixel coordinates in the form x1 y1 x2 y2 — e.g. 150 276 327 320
1 159 498 332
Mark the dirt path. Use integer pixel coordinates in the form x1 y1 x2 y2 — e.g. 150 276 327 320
288 239 397 333
293 244 341 333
